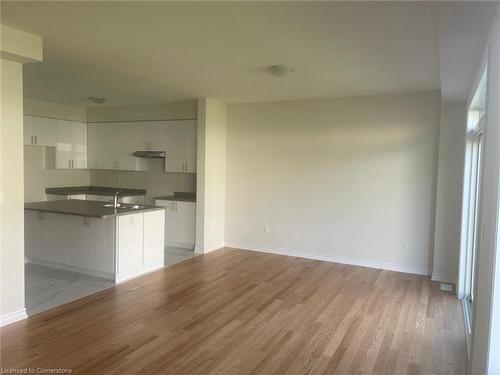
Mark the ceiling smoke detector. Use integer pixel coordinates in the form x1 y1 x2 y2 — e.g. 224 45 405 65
87 96 107 104
268 65 295 77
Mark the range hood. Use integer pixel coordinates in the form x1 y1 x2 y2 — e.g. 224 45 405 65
132 150 166 158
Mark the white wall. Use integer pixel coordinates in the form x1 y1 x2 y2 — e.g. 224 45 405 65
195 98 227 253
24 97 87 122
1 58 26 323
1 26 42 325
469 5 500 374
225 92 441 274
432 102 467 284
23 98 90 202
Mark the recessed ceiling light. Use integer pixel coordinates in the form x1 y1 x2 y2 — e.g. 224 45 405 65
87 96 106 104
268 65 295 77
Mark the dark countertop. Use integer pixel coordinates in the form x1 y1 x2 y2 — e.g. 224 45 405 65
46 186 146 197
154 192 196 203
25 200 164 219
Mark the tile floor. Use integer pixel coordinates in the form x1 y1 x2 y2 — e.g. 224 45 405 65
25 246 197 316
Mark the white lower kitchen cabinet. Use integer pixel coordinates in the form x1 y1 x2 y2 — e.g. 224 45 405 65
115 210 165 282
116 213 144 281
155 199 196 249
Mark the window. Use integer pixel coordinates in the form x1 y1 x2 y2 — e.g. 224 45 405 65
462 67 488 333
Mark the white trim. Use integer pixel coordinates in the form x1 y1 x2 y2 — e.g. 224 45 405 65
166 240 194 250
26 257 114 280
463 298 472 359
225 241 432 276
431 273 456 284
195 242 225 255
1 309 27 327
115 264 165 284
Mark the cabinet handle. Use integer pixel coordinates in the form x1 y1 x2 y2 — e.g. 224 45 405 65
35 135 38 145
31 135 34 144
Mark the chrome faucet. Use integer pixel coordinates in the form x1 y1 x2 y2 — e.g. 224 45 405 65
113 191 122 208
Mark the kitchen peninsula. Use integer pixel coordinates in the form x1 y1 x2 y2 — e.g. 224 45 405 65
25 200 165 283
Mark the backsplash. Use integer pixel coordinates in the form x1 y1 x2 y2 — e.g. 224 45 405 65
89 158 196 205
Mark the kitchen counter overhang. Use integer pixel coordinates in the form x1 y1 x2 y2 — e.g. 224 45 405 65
24 199 164 219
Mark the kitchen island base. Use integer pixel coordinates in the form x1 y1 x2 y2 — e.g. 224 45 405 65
25 209 165 283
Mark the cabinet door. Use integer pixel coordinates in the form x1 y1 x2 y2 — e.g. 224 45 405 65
176 201 196 245
116 122 146 171
165 120 197 173
184 120 197 173
71 121 87 169
143 210 165 270
88 122 146 171
161 200 195 248
33 117 57 147
88 123 114 169
148 121 168 151
116 213 144 282
23 115 34 145
55 120 73 169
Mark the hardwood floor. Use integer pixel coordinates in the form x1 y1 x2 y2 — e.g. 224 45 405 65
1 248 467 374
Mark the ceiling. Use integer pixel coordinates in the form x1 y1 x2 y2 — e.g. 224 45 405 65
0 1 496 107
437 1 498 102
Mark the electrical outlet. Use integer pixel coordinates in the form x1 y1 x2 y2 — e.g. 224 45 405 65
264 225 270 234
401 240 409 251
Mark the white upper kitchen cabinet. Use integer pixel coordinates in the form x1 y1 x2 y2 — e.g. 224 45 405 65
164 120 197 173
139 121 168 151
23 115 34 145
88 122 147 171
87 122 114 170
23 115 57 147
55 120 87 169
71 121 87 169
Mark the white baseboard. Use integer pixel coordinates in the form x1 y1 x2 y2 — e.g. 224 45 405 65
115 264 165 284
166 240 195 250
431 273 456 284
26 258 114 280
225 241 432 276
1 308 27 327
195 242 225 254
